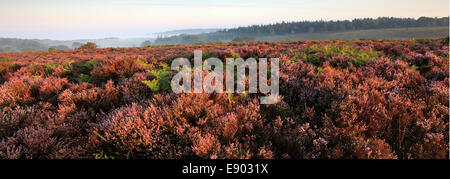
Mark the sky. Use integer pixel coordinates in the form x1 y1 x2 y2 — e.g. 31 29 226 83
0 0 448 40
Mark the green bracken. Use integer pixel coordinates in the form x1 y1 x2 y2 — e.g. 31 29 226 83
142 62 172 93
77 74 92 83
290 44 382 67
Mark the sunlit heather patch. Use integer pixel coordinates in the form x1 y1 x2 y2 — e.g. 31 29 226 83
171 50 279 104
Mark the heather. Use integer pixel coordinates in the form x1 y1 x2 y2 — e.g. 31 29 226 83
0 39 448 159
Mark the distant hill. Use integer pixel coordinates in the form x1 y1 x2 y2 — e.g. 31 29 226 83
0 37 156 52
35 37 154 48
0 38 49 52
153 28 222 37
153 17 449 45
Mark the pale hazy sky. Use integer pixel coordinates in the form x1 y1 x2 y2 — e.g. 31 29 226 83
0 0 448 40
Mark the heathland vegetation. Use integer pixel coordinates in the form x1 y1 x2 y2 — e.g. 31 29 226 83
0 38 448 159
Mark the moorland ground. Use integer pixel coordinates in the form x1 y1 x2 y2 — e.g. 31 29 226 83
0 38 448 159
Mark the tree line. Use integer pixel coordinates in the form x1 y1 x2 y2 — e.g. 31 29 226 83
220 17 449 36
152 17 449 45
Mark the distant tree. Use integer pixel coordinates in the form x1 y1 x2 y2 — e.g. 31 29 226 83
78 42 97 50
48 47 57 52
181 35 204 44
141 41 153 47
231 36 257 43
72 42 83 48
50 45 71 50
